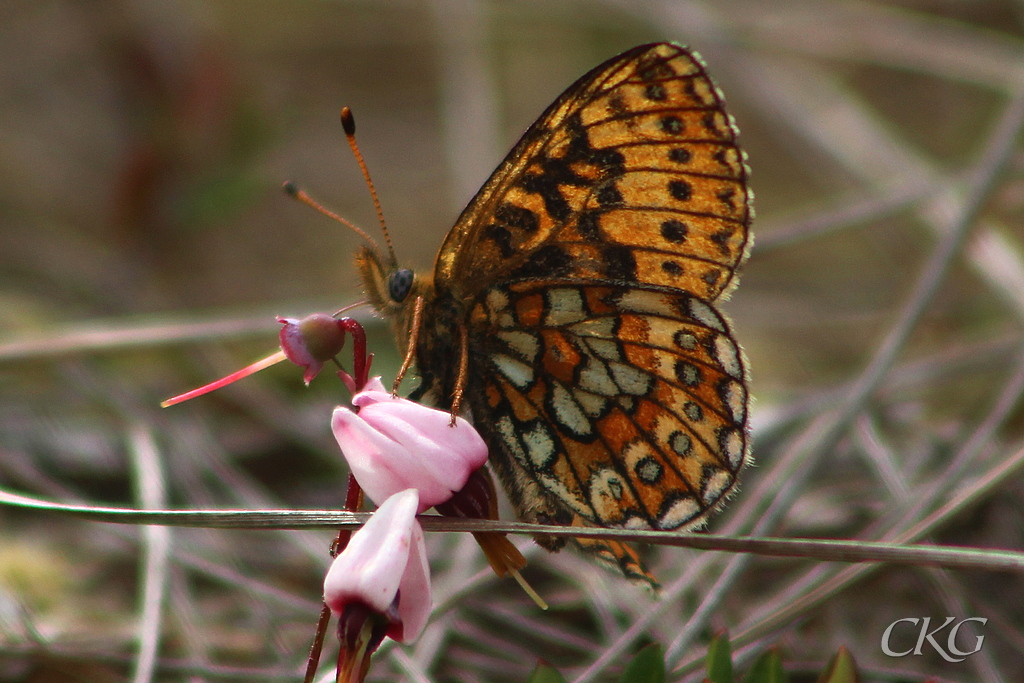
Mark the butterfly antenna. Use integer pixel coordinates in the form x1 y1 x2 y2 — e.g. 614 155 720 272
340 106 397 266
282 182 382 253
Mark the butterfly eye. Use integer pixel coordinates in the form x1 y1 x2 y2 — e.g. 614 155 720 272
388 268 414 303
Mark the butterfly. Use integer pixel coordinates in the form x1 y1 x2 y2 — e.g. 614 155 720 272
356 42 752 586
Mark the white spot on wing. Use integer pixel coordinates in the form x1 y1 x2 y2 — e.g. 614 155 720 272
586 338 623 362
493 354 533 389
497 415 528 466
498 331 540 362
609 361 651 395
523 422 556 470
688 298 725 332
624 515 651 530
486 288 514 328
714 334 742 378
486 288 509 313
544 288 587 325
551 382 593 437
573 388 610 417
578 358 617 396
618 290 676 317
721 428 746 470
702 469 733 505
721 379 747 423
658 497 700 529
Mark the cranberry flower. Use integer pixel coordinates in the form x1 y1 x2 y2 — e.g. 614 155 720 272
277 313 347 384
324 488 430 682
331 377 488 511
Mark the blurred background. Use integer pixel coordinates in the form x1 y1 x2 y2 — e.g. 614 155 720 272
2 1 1024 681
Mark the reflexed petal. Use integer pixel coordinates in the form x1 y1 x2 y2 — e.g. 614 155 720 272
324 489 420 614
391 521 431 642
355 407 478 506
335 376 489 511
331 408 445 509
364 400 487 469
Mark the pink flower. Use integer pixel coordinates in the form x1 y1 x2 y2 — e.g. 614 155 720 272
331 377 488 511
277 314 346 384
324 488 431 643
324 489 431 682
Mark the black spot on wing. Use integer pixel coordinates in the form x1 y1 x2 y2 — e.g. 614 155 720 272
602 244 638 282
484 224 515 258
710 228 734 256
660 116 684 135
577 210 602 241
662 260 683 276
668 147 692 164
644 83 667 101
508 245 573 279
596 182 623 207
661 219 688 243
495 203 540 234
669 180 692 201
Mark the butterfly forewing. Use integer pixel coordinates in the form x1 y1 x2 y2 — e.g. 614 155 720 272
376 43 752 586
435 43 751 303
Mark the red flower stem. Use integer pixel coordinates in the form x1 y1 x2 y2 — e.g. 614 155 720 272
333 473 364 552
302 605 333 683
337 318 368 391
304 319 367 682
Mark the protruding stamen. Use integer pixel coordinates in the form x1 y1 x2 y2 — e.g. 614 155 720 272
160 350 287 407
509 568 549 611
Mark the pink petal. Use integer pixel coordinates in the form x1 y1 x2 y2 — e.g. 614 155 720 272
323 488 420 615
391 520 431 642
337 376 489 510
350 376 397 409
374 401 488 469
332 407 445 508
359 402 487 468
356 407 478 507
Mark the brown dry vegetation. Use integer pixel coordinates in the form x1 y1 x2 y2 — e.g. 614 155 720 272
2 2 1024 682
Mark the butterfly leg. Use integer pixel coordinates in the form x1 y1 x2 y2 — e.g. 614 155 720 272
448 323 469 426
392 295 425 396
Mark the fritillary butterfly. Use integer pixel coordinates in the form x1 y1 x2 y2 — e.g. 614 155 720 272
357 43 752 586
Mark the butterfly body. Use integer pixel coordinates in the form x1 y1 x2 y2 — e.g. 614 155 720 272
359 43 752 584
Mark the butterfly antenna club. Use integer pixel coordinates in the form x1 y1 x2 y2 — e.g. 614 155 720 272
341 106 397 267
282 180 382 252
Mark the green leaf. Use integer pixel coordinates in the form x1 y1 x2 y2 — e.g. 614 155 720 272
528 661 568 683
816 647 860 683
742 648 787 683
619 643 665 683
705 631 734 683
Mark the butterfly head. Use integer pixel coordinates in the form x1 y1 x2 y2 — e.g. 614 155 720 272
355 245 422 317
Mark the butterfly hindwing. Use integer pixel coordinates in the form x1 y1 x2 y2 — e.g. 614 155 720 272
470 282 747 531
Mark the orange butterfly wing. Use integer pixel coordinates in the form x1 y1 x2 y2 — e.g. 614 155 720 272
415 43 752 585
